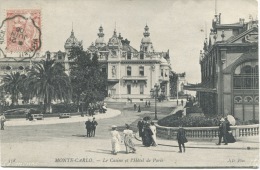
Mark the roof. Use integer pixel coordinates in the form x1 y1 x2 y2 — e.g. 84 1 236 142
122 44 138 53
64 30 81 48
225 26 258 44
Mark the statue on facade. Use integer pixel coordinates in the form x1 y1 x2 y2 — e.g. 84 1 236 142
112 66 116 77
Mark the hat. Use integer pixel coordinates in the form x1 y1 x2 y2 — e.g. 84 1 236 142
220 118 225 122
112 125 117 128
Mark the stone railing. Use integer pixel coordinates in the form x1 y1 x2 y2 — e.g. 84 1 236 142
155 124 259 139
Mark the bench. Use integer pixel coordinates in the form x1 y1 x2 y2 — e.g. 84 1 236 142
59 113 71 119
32 114 44 120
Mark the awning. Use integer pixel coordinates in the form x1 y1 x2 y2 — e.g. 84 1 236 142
184 84 217 93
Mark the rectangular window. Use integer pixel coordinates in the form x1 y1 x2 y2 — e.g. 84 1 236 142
58 55 62 60
102 67 106 73
140 52 144 59
161 69 163 77
165 69 168 77
140 84 144 94
127 67 131 76
47 53 50 60
127 52 131 60
139 67 144 76
127 85 131 94
144 47 147 52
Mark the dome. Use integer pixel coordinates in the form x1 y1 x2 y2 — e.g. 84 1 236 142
95 25 106 47
141 37 152 43
64 30 81 49
95 37 105 44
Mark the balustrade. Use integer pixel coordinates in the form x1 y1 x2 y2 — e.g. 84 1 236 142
155 124 259 139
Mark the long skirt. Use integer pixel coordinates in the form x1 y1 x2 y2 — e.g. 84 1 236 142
142 134 153 146
124 136 135 151
151 134 157 145
111 138 120 153
226 133 236 143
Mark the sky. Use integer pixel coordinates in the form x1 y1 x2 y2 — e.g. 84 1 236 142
1 0 258 83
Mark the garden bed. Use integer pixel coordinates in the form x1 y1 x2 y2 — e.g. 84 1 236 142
158 110 259 127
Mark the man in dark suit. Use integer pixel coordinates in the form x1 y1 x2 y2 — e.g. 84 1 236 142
216 118 228 145
85 118 92 137
91 117 98 137
137 118 144 138
177 124 187 153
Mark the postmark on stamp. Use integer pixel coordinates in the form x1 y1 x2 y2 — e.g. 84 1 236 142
0 9 41 57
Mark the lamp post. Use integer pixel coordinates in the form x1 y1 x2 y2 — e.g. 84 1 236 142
176 75 179 102
150 83 160 120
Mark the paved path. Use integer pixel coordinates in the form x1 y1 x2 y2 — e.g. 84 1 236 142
4 108 121 126
1 101 259 168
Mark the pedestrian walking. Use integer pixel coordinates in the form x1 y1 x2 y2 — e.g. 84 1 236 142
150 122 157 146
85 118 92 137
110 125 121 155
123 124 136 154
137 118 144 138
177 100 179 106
181 99 184 106
148 101 151 107
216 118 228 145
142 123 153 147
145 101 148 107
138 105 141 112
225 118 236 143
177 124 187 153
91 117 98 137
1 113 6 130
134 103 137 111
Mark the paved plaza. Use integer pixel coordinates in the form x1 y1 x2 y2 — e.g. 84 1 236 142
0 101 259 168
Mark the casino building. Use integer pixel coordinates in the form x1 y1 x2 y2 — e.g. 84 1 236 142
185 14 259 121
0 25 172 103
87 25 171 102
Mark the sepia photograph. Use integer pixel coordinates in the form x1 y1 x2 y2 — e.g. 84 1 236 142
0 0 259 168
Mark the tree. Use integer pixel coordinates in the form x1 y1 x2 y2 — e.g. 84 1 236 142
69 46 107 111
26 59 72 113
2 72 24 105
169 71 178 97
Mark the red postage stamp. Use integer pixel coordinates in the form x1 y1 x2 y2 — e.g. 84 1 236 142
6 9 41 53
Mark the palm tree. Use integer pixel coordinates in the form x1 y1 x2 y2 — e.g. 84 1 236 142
26 59 72 113
2 72 24 105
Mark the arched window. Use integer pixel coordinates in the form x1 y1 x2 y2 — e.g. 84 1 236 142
127 51 131 60
233 61 258 89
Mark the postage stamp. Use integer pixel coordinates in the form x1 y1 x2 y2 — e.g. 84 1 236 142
5 9 41 53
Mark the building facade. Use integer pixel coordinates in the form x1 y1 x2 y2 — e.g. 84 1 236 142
0 25 172 103
185 14 258 121
87 25 171 102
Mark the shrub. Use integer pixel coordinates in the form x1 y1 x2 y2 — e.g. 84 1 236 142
158 113 258 127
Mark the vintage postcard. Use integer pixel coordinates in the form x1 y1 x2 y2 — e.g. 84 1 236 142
0 0 259 168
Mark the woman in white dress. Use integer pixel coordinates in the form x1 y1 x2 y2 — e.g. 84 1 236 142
110 125 121 155
150 122 157 146
123 124 136 153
